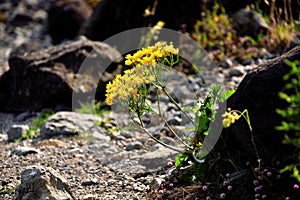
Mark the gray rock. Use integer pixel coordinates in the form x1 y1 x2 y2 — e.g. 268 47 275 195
224 67 245 77
159 136 178 146
167 117 182 126
14 111 36 122
231 76 244 85
232 9 269 37
11 146 40 156
107 159 147 174
13 165 74 200
40 111 103 139
125 141 143 151
220 57 234 69
169 83 196 101
7 124 30 142
0 36 122 112
136 147 178 170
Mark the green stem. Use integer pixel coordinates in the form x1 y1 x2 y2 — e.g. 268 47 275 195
129 110 184 153
156 89 192 150
241 109 261 169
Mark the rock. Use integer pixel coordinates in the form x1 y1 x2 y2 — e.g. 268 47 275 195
13 165 74 200
83 0 204 41
7 124 30 142
6 0 47 27
167 117 182 126
136 147 177 170
0 36 122 112
81 178 99 186
107 158 147 174
82 194 97 200
37 138 66 147
40 111 105 139
224 45 300 164
232 9 269 37
11 146 40 156
220 57 234 69
223 67 245 77
125 141 144 151
14 111 36 122
47 0 92 44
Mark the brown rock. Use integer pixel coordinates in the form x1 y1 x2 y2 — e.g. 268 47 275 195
37 139 66 147
82 194 97 200
0 36 122 112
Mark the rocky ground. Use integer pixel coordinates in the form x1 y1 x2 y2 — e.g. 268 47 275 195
0 125 150 199
0 62 253 200
0 110 178 199
0 66 254 200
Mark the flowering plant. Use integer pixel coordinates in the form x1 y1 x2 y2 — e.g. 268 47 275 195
105 41 234 163
105 41 189 152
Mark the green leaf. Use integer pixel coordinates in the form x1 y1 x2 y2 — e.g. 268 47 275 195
203 130 209 136
278 92 291 102
175 153 189 168
224 89 235 99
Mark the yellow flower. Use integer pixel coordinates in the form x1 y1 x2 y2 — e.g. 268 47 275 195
107 41 179 105
164 42 179 55
105 65 155 105
222 109 240 128
124 41 179 67
125 59 132 66
222 118 232 128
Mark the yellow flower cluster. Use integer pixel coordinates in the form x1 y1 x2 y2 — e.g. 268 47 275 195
125 42 179 66
222 109 240 128
105 65 155 105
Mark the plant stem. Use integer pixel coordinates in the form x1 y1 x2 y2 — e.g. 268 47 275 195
241 109 261 169
161 86 195 126
140 126 184 153
156 89 192 150
129 111 184 153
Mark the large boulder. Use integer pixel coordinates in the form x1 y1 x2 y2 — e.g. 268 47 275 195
13 165 74 200
47 0 93 44
82 0 204 41
0 36 122 112
223 45 300 165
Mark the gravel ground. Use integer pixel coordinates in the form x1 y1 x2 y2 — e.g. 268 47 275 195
0 129 153 200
